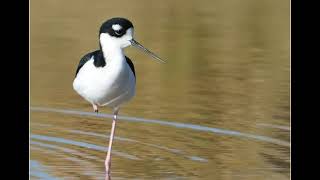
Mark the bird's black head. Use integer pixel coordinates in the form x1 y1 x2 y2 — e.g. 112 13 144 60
99 17 135 49
99 17 134 37
98 17 166 63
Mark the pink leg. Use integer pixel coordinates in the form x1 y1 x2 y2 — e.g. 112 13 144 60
105 108 119 180
93 104 98 113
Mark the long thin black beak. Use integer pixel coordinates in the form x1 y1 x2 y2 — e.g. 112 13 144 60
130 39 166 63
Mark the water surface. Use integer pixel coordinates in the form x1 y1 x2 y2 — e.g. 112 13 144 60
31 0 290 179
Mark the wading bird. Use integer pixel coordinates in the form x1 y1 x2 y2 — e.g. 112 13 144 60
73 17 165 180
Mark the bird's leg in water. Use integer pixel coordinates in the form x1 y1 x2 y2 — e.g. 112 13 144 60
105 107 119 180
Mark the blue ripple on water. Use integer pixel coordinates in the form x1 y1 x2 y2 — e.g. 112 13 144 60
31 106 290 147
30 160 60 180
30 134 140 160
68 129 208 163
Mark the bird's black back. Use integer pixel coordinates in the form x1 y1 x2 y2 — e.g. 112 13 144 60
125 56 135 78
75 50 105 77
75 50 135 78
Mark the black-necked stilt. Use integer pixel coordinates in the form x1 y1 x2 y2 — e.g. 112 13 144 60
73 17 165 180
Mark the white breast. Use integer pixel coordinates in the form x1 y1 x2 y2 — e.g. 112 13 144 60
73 56 136 108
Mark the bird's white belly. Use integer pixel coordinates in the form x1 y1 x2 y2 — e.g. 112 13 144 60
73 58 135 108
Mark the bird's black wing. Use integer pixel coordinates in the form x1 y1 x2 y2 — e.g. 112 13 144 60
75 50 101 77
125 56 136 78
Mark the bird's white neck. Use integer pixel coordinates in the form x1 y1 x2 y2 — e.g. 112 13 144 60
101 45 124 63
100 35 126 64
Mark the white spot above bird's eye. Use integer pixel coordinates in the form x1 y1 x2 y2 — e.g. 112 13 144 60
112 24 122 31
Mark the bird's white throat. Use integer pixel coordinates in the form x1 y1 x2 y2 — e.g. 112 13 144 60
99 35 124 61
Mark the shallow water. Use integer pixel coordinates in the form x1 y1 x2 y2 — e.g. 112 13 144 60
30 0 290 179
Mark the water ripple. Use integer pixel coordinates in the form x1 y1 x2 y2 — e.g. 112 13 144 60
69 129 182 154
31 106 290 147
68 129 207 163
31 134 140 160
31 140 100 161
30 160 60 180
